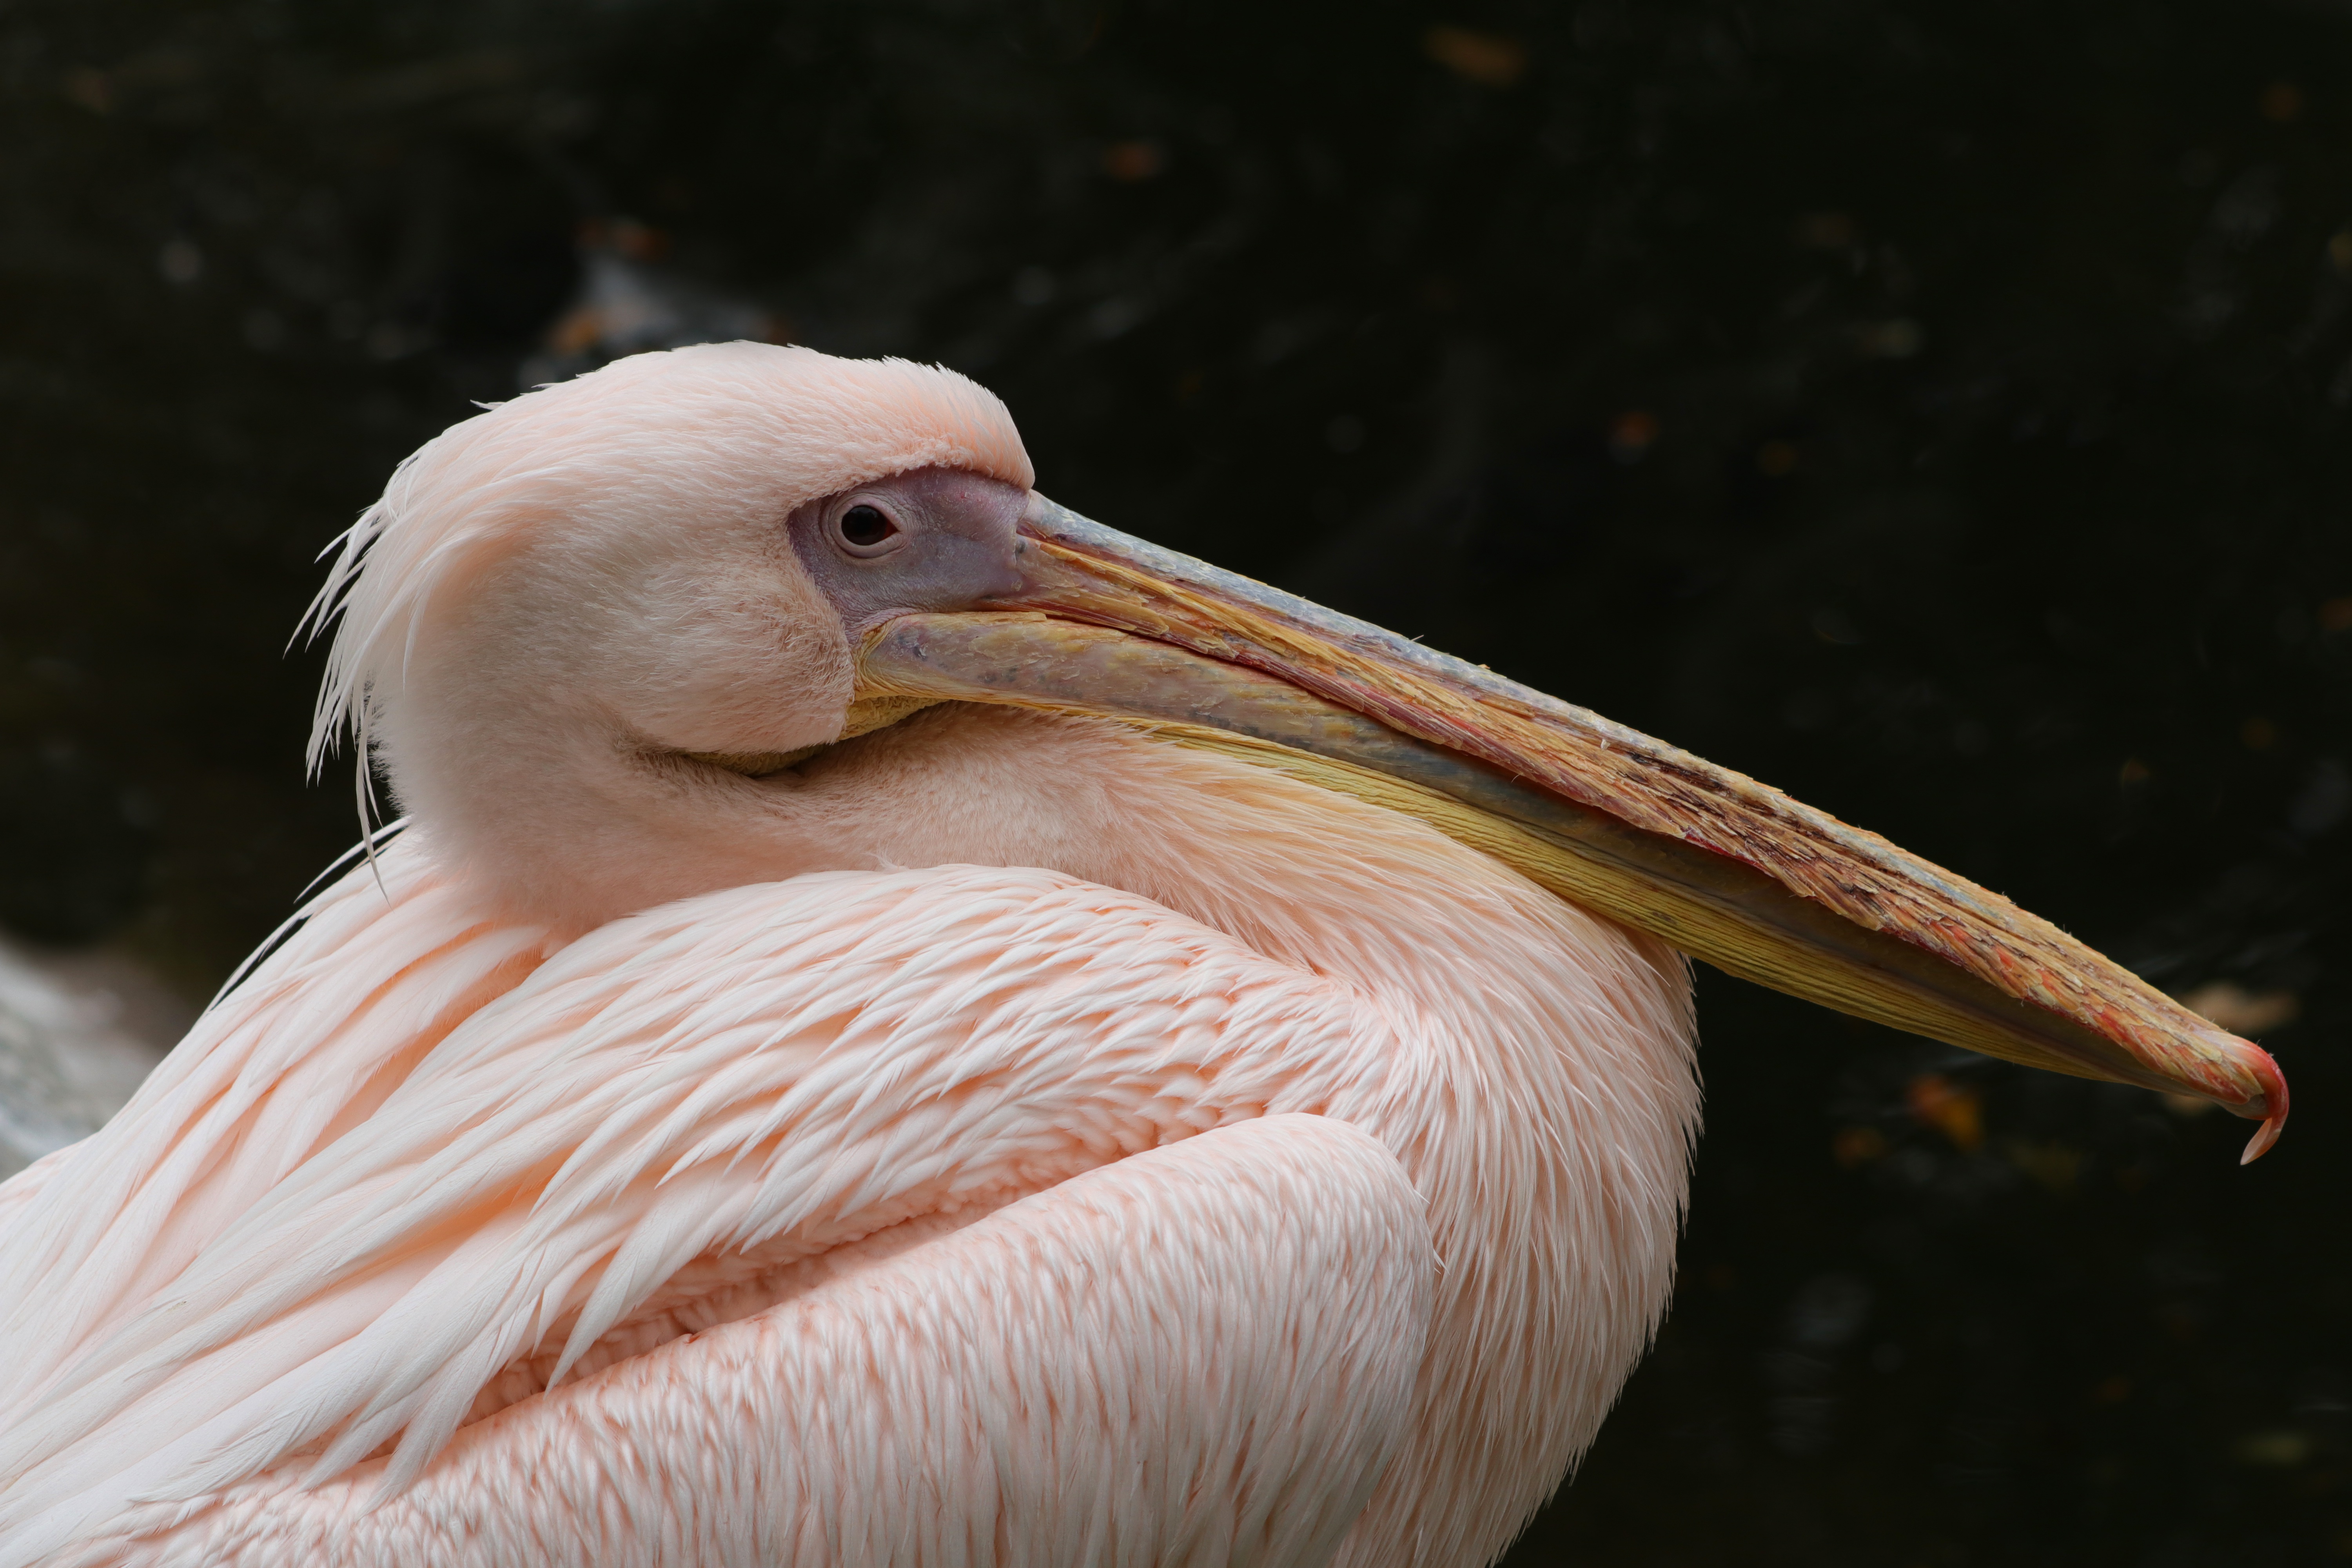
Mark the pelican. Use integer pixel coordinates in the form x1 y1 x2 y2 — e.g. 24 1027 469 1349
0 344 2285 1567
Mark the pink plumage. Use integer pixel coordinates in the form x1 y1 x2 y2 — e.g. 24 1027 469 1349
0 762 1696 1563
9 335 2276 1563
0 341 1708 1565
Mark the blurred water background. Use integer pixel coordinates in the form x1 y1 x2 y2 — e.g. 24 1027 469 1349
1 2 2347 1562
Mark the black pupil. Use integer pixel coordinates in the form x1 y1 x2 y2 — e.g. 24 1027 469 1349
840 505 896 547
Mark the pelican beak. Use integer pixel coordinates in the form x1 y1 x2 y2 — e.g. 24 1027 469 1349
853 496 2289 1161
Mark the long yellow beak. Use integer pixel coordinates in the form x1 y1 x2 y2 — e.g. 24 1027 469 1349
853 497 2289 1161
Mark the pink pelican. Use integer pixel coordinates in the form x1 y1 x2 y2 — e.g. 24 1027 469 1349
0 345 2287 1566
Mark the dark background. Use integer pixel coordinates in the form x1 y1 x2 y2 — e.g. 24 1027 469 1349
2 2 2345 1562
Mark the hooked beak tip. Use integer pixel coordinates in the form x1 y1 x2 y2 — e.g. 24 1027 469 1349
2236 1043 2290 1163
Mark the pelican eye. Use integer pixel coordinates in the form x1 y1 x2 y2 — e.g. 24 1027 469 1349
836 503 904 557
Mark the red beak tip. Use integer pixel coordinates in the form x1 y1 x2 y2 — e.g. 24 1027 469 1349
2236 1043 2290 1164
2240 1116 2283 1165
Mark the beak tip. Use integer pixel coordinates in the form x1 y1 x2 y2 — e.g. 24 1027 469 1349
2226 1036 2290 1163
2240 1117 2283 1164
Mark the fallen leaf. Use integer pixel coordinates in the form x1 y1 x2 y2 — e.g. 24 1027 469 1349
1906 1073 1982 1151
1424 25 1526 87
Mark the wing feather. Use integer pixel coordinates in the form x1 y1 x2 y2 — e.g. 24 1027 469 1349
75 1115 1432 1568
0 856 1394 1562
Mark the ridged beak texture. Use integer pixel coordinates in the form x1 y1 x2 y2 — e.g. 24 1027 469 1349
854 497 2289 1163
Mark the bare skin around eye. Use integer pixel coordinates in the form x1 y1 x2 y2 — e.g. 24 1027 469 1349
786 466 1029 628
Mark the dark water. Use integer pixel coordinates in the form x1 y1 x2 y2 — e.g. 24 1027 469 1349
2 2 2346 1561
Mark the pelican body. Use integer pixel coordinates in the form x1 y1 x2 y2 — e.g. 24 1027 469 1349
0 346 2285 1566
